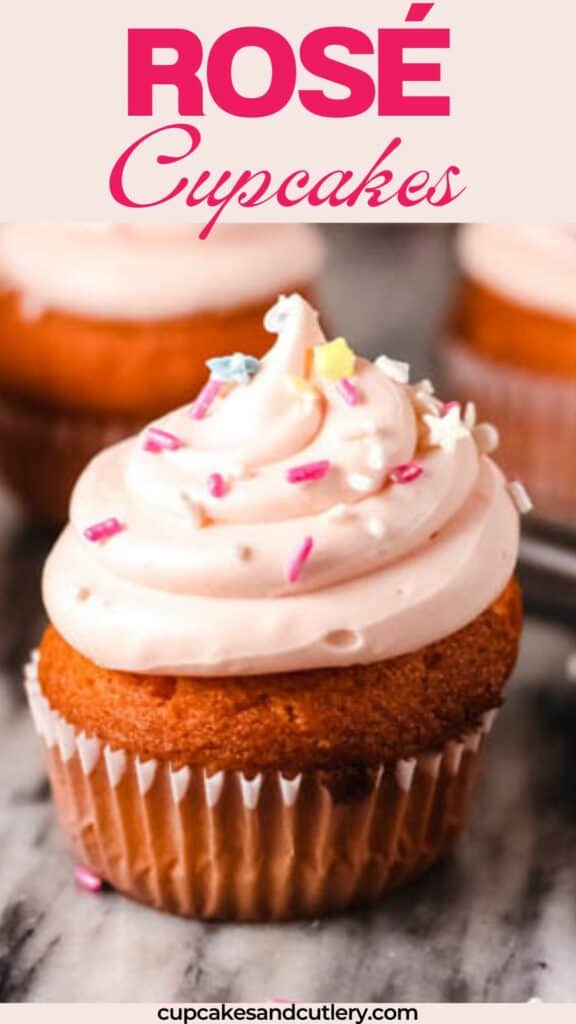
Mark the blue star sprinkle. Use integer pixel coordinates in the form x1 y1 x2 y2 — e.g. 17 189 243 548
206 353 261 385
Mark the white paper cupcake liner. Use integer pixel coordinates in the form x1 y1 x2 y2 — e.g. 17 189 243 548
25 652 497 921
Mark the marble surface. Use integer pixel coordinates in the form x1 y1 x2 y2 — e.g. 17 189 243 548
1 226 576 1003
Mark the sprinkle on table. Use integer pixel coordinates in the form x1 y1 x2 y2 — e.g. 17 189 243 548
74 865 103 893
143 427 183 453
336 378 360 406
206 353 261 385
285 460 331 484
207 472 227 498
313 337 356 381
83 518 125 543
389 462 424 485
287 536 314 584
189 378 222 420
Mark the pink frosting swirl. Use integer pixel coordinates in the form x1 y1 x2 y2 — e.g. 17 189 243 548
43 296 519 676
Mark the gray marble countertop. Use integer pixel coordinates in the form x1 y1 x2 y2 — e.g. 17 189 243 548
1 226 576 1003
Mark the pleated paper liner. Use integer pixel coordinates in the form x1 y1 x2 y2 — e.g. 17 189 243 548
25 652 497 922
441 337 576 529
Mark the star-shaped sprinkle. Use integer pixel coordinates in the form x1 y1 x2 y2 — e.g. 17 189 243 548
424 406 468 453
206 353 261 385
313 337 356 381
375 355 410 384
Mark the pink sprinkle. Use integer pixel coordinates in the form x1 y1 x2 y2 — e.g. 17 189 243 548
336 378 360 406
389 462 424 485
287 536 314 584
83 517 124 543
189 378 222 420
143 427 183 453
74 865 102 893
207 472 226 498
285 460 331 484
441 401 461 416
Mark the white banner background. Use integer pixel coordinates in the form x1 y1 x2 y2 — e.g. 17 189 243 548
0 0 574 222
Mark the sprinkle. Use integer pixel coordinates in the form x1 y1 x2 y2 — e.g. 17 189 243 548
367 518 387 539
389 462 424 484
189 378 222 420
206 353 261 385
473 422 500 454
143 427 183 453
287 536 314 584
234 543 253 561
74 585 91 602
415 379 435 396
336 378 360 406
463 402 477 429
325 504 353 522
207 472 226 498
375 355 410 384
424 406 467 452
508 480 533 515
83 518 124 543
347 473 376 493
313 337 356 381
74 866 103 893
441 401 461 416
286 460 331 484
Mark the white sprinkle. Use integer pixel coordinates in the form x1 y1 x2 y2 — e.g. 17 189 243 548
234 544 253 561
508 480 533 515
325 504 352 522
367 518 387 539
424 407 467 452
473 422 500 454
375 355 410 384
367 442 386 471
180 491 205 528
413 378 435 396
347 473 376 493
463 401 477 430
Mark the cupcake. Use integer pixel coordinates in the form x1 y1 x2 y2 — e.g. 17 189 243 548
26 294 524 922
442 224 576 527
0 223 322 523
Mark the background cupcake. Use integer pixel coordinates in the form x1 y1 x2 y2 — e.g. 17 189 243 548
0 223 322 523
442 224 576 528
27 294 523 922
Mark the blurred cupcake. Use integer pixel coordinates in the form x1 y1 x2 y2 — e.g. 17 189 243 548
0 223 322 523
26 295 523 922
442 224 576 527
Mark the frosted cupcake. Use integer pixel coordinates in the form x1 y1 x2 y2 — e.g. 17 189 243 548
442 224 576 527
0 223 322 522
26 295 524 921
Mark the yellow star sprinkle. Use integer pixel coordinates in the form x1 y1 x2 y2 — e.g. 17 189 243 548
313 337 356 381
